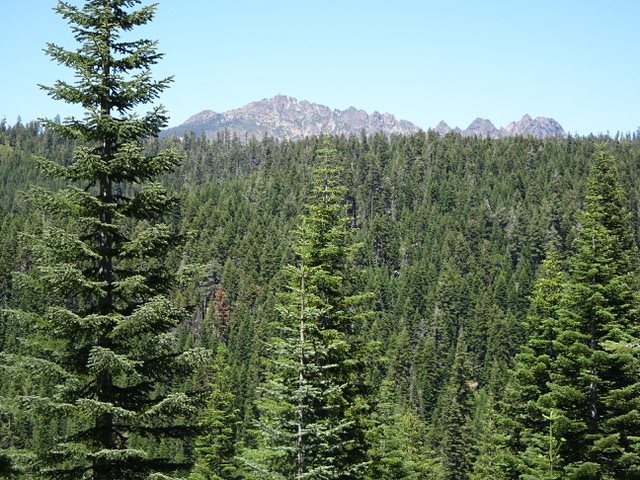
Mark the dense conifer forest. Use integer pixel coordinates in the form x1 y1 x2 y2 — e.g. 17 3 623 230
3 118 640 478
2 1 640 479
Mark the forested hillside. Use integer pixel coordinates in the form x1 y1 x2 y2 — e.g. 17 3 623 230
2 117 640 477
2 1 640 478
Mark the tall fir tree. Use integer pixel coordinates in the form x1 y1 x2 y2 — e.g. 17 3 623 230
509 244 567 477
237 144 370 479
514 147 640 479
190 345 239 480
470 392 515 480
413 329 445 421
0 1 205 478
439 332 475 480
550 147 640 478
366 379 437 480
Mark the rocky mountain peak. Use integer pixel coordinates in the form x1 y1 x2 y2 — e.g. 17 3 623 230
464 118 501 139
434 120 451 135
435 114 565 139
164 96 419 140
503 114 565 138
184 109 217 125
163 96 566 141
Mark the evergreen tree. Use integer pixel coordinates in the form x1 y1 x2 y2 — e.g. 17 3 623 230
387 322 414 402
549 147 640 478
191 345 239 480
439 332 475 480
413 330 443 421
469 393 514 480
237 144 370 479
0 1 205 478
509 244 567 477
514 147 640 478
519 409 563 480
366 379 437 480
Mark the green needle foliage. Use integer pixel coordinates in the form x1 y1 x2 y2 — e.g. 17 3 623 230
366 379 438 480
519 409 563 480
6 52 640 477
439 332 475 480
237 144 370 479
190 346 239 480
0 1 206 478
513 147 640 479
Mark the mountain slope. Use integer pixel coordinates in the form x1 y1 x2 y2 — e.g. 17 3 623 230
163 95 419 140
434 114 566 138
163 95 566 140
503 114 565 138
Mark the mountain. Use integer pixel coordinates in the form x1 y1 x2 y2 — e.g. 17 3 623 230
434 120 455 136
463 118 502 139
436 114 566 139
163 95 420 140
163 95 566 140
503 114 565 138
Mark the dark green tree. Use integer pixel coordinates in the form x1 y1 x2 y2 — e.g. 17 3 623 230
413 330 443 421
237 145 370 479
191 345 239 480
387 322 414 402
549 148 640 478
366 379 437 480
470 393 514 480
519 409 563 480
0 1 205 478
439 332 475 480
514 147 640 479
510 244 567 477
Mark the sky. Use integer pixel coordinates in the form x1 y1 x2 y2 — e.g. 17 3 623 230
1 1 639 135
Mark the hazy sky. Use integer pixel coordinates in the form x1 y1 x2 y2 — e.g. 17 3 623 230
2 1 639 135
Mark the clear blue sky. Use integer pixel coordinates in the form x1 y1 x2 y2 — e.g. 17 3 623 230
2 1 639 135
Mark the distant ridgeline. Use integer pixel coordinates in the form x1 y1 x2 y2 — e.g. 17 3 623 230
4 120 640 478
162 94 566 140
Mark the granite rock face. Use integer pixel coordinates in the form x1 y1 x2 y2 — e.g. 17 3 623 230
434 120 452 135
164 95 566 140
164 95 420 140
463 118 502 139
435 114 566 139
503 114 566 138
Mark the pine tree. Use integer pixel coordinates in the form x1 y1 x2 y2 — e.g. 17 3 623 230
439 332 475 480
237 144 370 479
513 147 640 478
470 393 515 480
509 244 567 477
366 379 437 480
0 1 205 478
387 322 414 401
519 409 563 480
413 329 444 421
191 345 239 480
549 147 640 478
